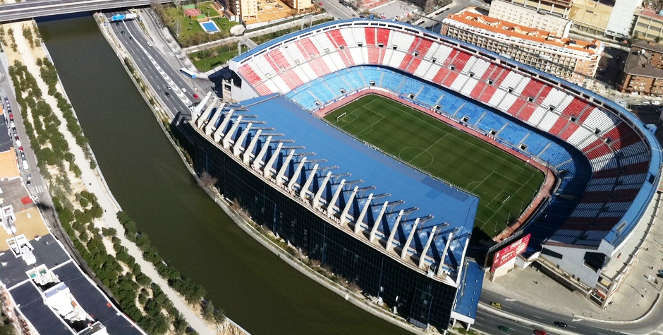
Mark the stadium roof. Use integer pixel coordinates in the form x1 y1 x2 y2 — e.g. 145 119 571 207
230 17 663 253
219 94 479 279
452 260 483 321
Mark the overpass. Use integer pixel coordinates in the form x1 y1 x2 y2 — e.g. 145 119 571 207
0 0 172 23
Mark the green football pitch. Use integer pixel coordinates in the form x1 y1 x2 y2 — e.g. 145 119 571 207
324 94 544 238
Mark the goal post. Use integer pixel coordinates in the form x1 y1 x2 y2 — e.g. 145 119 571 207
336 112 347 122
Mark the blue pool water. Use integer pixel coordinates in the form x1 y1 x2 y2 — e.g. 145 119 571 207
201 21 220 33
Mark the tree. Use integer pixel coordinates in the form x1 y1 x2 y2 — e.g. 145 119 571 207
213 306 225 323
203 300 214 320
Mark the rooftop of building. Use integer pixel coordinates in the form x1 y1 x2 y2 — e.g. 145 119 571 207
0 179 48 252
636 7 663 21
1 233 143 335
623 42 663 78
0 234 69 288
452 259 484 321
445 8 602 55
632 39 663 54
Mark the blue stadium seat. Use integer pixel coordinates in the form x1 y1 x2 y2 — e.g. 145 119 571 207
476 113 506 133
416 86 445 108
521 132 549 156
498 124 528 147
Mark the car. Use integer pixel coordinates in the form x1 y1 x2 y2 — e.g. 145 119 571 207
498 325 511 333
193 93 200 99
553 321 567 328
18 146 23 152
533 330 547 335
490 302 502 310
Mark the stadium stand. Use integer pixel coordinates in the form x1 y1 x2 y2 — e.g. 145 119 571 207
223 18 661 314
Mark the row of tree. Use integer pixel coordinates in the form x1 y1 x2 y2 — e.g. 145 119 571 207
9 58 192 334
117 211 226 324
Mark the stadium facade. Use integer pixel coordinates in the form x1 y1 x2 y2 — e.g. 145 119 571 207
177 18 661 328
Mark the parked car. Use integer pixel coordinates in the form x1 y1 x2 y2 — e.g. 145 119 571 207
22 160 28 170
490 302 502 310
553 321 567 328
533 330 547 335
498 325 511 333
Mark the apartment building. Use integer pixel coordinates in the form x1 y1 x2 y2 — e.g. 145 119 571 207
284 0 312 10
496 0 572 18
620 40 663 96
570 0 642 38
489 0 572 37
632 8 663 43
227 0 258 21
442 9 603 84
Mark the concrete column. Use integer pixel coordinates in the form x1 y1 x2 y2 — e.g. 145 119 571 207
213 109 233 143
262 142 283 178
400 218 420 259
418 226 437 268
369 202 389 242
242 129 262 164
197 96 218 128
233 122 252 156
437 232 454 277
299 164 319 200
222 115 243 149
313 171 331 209
193 91 212 119
287 157 307 192
251 135 272 170
340 186 358 225
354 193 373 234
386 210 404 252
276 150 295 186
326 179 345 218
204 102 223 136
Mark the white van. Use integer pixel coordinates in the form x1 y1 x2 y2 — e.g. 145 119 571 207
22 160 28 170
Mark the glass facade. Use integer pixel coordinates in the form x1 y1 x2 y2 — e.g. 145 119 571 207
175 121 460 330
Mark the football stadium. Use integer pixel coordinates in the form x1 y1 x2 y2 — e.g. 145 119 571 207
176 18 662 331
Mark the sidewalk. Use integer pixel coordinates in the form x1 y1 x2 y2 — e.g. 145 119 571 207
484 191 663 323
6 19 224 335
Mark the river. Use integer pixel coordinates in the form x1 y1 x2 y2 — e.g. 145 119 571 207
38 14 410 335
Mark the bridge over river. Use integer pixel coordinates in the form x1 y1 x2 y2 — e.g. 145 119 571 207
0 0 171 22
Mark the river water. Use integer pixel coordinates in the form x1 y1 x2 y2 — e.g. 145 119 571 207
38 15 409 335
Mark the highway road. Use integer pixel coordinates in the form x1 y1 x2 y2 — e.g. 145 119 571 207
0 0 171 22
318 0 357 19
106 15 195 118
479 290 626 335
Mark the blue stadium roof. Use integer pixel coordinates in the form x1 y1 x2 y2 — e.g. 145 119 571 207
244 94 478 229
229 94 479 276
452 260 484 321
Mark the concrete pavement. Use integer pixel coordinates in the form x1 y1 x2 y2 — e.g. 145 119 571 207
318 0 357 19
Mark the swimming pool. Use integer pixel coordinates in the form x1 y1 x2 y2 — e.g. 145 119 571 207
200 20 220 33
